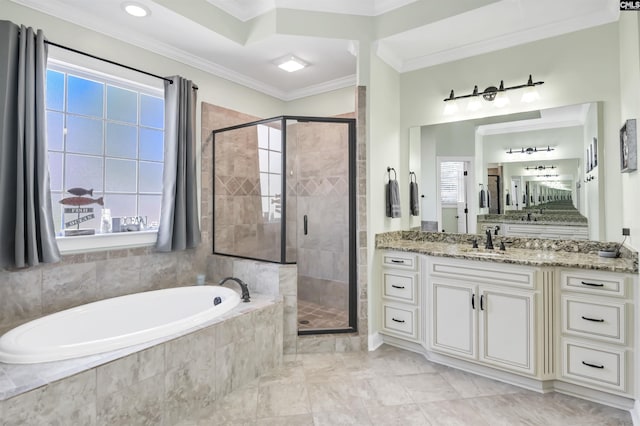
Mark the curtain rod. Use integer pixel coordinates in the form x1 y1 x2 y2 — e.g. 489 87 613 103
44 39 198 90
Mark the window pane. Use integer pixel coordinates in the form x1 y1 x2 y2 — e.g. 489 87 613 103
67 75 103 117
105 158 137 192
139 161 163 193
107 85 137 124
269 174 281 197
106 123 137 158
47 111 64 151
258 125 269 149
140 94 163 128
259 172 268 196
65 154 103 193
139 195 161 227
269 127 282 151
258 149 268 172
269 151 281 173
66 116 103 155
50 191 63 235
139 128 163 161
48 152 63 192
46 70 64 111
104 194 137 218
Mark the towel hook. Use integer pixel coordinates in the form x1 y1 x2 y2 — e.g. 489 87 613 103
387 167 397 180
409 171 417 183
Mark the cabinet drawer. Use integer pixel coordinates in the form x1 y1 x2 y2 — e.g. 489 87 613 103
383 271 417 303
382 304 418 340
560 270 626 298
562 296 626 344
382 252 417 270
562 340 626 392
429 258 535 289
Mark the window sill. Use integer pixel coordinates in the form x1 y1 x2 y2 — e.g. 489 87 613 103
56 230 158 255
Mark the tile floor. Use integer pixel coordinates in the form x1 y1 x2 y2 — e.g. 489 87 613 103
297 300 348 330
176 345 633 425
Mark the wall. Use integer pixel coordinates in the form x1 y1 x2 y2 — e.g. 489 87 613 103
619 13 640 252
365 51 401 346
398 23 623 242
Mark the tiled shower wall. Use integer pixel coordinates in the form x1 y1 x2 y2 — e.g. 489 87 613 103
213 123 282 262
203 87 368 352
293 121 351 312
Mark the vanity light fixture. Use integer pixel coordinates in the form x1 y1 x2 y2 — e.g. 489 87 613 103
275 55 308 73
506 145 555 155
443 75 544 109
524 164 557 171
121 2 150 17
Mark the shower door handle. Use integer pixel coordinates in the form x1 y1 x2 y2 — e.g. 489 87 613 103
304 215 308 235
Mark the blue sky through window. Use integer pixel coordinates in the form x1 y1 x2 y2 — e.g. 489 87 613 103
46 65 164 235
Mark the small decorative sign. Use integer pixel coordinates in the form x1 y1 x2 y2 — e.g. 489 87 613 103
58 187 104 236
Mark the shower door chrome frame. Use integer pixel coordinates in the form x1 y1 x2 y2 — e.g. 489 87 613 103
212 116 357 334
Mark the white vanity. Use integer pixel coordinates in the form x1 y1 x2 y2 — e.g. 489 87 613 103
377 231 638 409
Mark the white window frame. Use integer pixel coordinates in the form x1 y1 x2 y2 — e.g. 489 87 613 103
47 57 164 254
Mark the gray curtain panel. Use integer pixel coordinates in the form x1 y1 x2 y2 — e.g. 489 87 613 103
156 76 201 252
0 21 60 269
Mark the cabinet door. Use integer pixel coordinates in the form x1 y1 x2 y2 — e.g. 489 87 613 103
430 281 477 359
478 288 535 375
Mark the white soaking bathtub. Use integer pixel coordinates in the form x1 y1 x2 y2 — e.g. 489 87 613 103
0 285 241 364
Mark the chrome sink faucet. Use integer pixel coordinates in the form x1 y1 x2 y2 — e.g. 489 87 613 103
218 277 251 302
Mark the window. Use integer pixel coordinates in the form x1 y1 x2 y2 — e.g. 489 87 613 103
46 62 164 238
257 124 282 222
440 161 465 205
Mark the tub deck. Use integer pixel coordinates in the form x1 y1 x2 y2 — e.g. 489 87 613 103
0 293 281 401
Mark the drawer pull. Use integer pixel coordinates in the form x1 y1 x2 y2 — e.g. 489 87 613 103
480 294 485 311
390 259 405 264
471 294 475 310
580 281 604 287
581 315 605 323
581 361 605 369
391 284 405 289
391 318 405 323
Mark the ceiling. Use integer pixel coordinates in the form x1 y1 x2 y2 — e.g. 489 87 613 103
11 0 620 101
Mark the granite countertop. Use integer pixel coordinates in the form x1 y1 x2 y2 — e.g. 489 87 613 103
376 231 638 273
477 219 588 227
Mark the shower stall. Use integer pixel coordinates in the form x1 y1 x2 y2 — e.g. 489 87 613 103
212 116 357 334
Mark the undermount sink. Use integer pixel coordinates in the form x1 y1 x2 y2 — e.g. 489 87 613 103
458 247 504 256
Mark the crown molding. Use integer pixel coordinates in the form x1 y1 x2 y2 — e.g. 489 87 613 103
11 0 351 101
379 4 619 73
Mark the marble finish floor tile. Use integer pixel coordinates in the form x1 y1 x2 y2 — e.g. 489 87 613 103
174 345 633 426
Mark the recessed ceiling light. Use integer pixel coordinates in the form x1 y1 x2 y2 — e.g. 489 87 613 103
122 2 150 17
276 56 307 73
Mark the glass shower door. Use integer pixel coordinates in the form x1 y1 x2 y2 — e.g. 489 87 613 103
287 118 356 333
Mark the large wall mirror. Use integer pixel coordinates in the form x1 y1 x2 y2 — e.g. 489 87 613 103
410 102 604 241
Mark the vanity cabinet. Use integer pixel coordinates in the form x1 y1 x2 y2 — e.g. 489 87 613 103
428 258 538 376
558 269 634 395
379 251 422 343
502 223 588 240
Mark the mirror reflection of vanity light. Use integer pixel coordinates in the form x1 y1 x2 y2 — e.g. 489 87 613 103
410 102 602 241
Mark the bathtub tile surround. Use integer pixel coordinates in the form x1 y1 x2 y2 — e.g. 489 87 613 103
207 254 297 354
0 296 282 426
3 370 97 425
0 247 208 337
